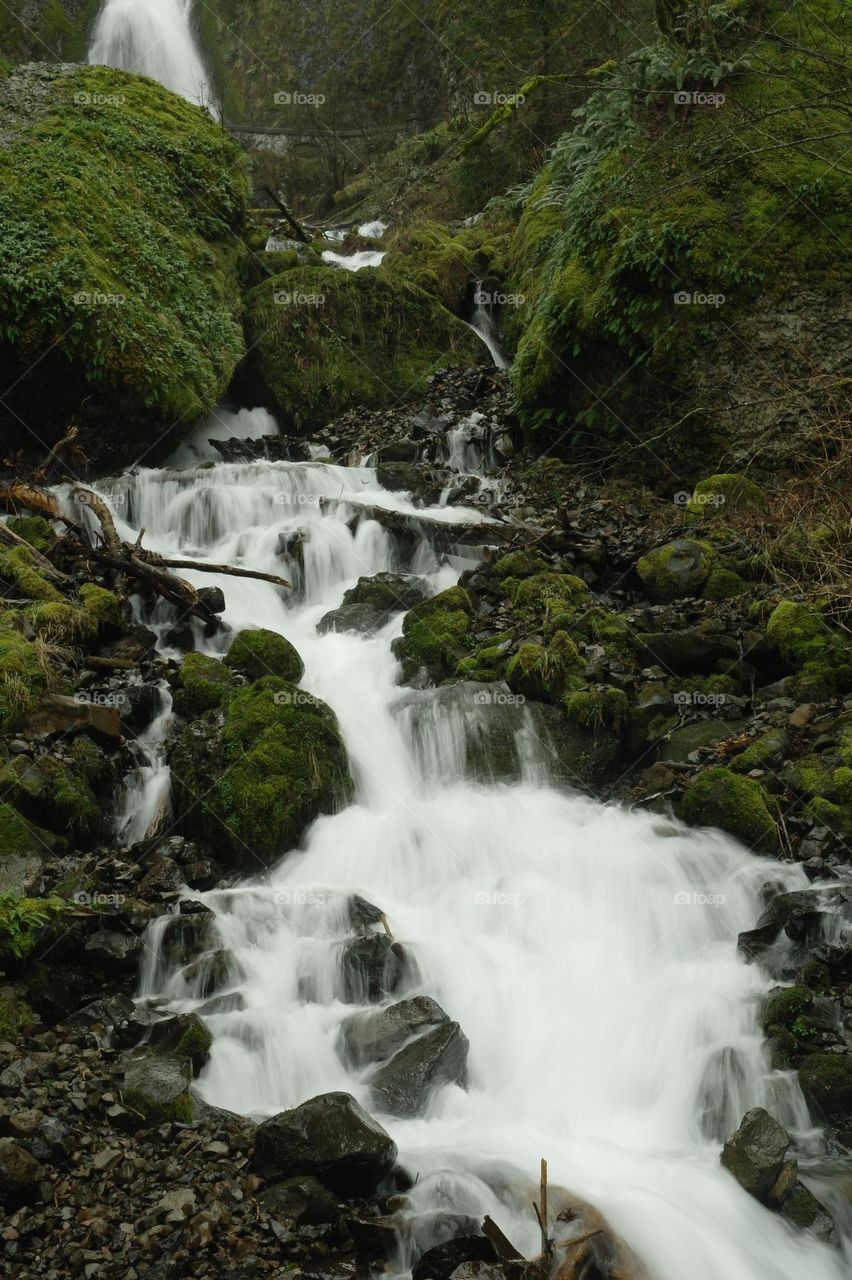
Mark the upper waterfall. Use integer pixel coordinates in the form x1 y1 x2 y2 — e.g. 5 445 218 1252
88 0 215 109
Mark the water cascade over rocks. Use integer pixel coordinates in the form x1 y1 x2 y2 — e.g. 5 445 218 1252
88 0 214 107
72 427 850 1280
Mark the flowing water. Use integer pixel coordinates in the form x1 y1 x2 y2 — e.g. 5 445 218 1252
88 0 214 108
73 441 851 1280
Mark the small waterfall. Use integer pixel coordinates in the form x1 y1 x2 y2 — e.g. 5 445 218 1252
88 0 214 109
115 682 174 848
467 284 508 369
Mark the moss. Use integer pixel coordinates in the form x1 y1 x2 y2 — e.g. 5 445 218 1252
224 629 305 685
79 583 122 629
385 221 475 312
797 1054 852 1127
512 572 588 622
636 540 715 603
393 587 475 684
679 766 779 852
763 986 815 1033
0 549 62 602
246 265 482 430
6 517 54 553
493 550 549 581
455 634 511 683
174 652 235 719
0 802 53 861
564 685 629 732
0 628 48 729
0 64 247 468
0 993 33 1041
702 566 746 601
766 601 852 699
0 755 101 843
171 678 353 866
687 473 768 518
730 729 787 774
506 632 582 703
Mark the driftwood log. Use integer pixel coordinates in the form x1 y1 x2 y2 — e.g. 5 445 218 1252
0 481 291 625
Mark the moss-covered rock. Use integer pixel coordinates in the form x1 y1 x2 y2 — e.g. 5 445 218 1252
765 601 852 699
492 550 549 581
393 587 475 685
511 572 589 625
121 1053 195 1126
679 766 779 852
174 652 235 720
687 473 768 518
564 686 629 733
0 63 247 469
505 632 582 703
730 729 788 775
0 754 103 844
797 1054 852 1127
384 221 475 312
224 629 305 684
170 677 352 866
245 266 482 431
0 628 49 730
636 540 715 603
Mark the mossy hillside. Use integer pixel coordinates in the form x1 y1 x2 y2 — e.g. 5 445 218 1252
224 629 305 685
679 765 779 852
393 587 476 685
246 266 483 430
504 0 852 454
0 64 247 467
0 803 57 863
0 753 103 843
384 222 476 313
171 677 353 866
765 601 852 699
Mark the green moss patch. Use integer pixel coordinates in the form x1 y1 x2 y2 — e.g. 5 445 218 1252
393 587 476 685
679 766 779 852
224 629 305 685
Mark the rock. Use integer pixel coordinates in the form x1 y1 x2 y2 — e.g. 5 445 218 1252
348 894 386 933
250 1092 397 1195
197 586 226 614
412 1236 498 1280
159 907 216 968
370 1021 469 1117
636 540 715 602
137 856 184 897
779 1181 840 1244
340 997 450 1066
319 573 428 636
181 949 243 999
83 930 142 969
257 1175 339 1225
680 767 779 852
0 853 43 897
147 1013 212 1075
663 719 746 763
25 693 121 743
155 1186 197 1220
720 1108 794 1202
409 408 452 438
224 628 305 684
0 1137 44 1207
634 625 739 673
738 887 851 960
338 935 409 1003
121 1054 194 1126
797 1055 852 1127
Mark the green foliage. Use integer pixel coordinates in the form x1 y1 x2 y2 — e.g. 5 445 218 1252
766 600 852 698
6 517 54 553
564 685 629 731
0 894 64 961
0 65 247 463
394 587 476 684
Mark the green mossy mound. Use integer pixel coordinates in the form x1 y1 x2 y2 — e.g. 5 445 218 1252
564 686 629 733
170 677 352 867
765 601 852 699
246 266 483 430
393 587 476 685
6 517 54 553
636 540 715 603
0 64 247 469
384 222 475 313
679 766 779 852
0 754 102 843
224 629 305 685
687 473 768 519
174 652 235 720
506 632 582 703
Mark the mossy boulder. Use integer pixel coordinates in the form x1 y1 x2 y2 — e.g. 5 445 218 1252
765 601 852 699
492 551 549 581
121 1053 194 1127
0 63 247 470
0 754 102 844
384 221 474 312
687 474 768 519
245 266 482 430
170 677 352 867
511 572 589 622
636 540 715 603
797 1054 852 1128
224 629 305 684
730 729 788 775
174 652 235 719
564 686 629 733
679 766 779 852
761 986 827 1068
393 587 475 685
506 632 582 703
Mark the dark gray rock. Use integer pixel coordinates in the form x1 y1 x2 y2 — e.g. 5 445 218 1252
181 948 243 999
720 1108 794 1202
0 1137 44 1207
121 1053 194 1126
338 935 409 1003
318 573 428 636
370 1021 469 1117
257 1175 339 1225
340 997 449 1067
83 929 142 969
147 1013 212 1075
250 1091 397 1195
412 1235 498 1280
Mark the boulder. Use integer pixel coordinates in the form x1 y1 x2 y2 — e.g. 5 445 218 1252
636 540 715 602
224 629 305 684
319 574 428 636
83 930 142 970
340 997 450 1067
121 1054 194 1126
0 1137 44 1207
250 1092 397 1195
738 887 851 960
257 1175 339 1225
634 626 739 674
24 693 121 743
412 1236 498 1280
339 935 409 1003
147 1013 212 1075
720 1108 794 1202
181 949 243 999
370 1021 469 1117
797 1055 852 1127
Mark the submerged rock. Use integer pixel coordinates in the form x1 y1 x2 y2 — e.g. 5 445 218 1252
319 573 428 635
370 1020 469 1117
338 935 410 1003
250 1091 397 1194
340 996 450 1066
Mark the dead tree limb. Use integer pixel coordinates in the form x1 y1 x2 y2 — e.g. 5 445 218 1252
482 1216 524 1262
262 187 311 243
144 554 292 590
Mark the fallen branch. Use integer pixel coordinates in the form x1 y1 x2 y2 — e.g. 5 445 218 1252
144 554 292 590
482 1216 524 1262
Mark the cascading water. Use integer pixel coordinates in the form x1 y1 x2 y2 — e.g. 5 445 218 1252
88 0 214 108
79 440 850 1280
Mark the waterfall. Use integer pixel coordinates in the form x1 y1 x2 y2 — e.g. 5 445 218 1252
88 0 214 109
83 440 849 1280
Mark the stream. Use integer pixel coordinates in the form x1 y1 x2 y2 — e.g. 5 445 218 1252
64 417 850 1280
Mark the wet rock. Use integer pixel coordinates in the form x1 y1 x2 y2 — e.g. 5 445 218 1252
779 1181 840 1245
409 408 452 438
348 894 386 933
340 996 450 1067
319 573 428 636
137 855 184 897
159 906 216 968
257 1174 339 1225
25 692 121 743
412 1235 498 1280
147 1013 212 1075
797 1055 852 1128
121 1053 194 1126
370 1021 469 1117
339 935 409 1003
738 886 851 961
197 585 226 614
250 1091 397 1195
224 627 305 684
0 1137 44 1206
634 626 739 674
636 539 715 602
181 949 243 999
720 1108 794 1202
83 929 141 969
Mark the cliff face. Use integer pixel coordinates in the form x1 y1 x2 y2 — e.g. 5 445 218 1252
0 0 100 64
